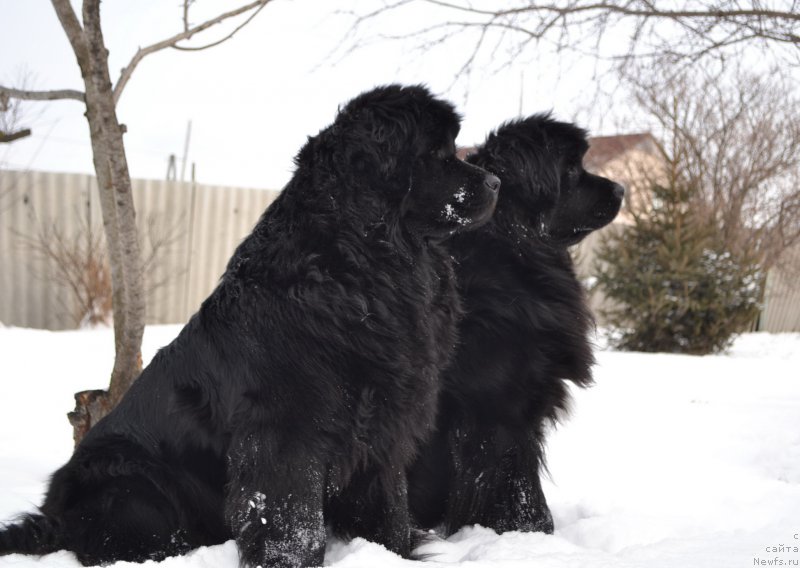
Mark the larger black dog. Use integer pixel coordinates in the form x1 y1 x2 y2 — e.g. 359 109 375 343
0 85 499 567
408 115 623 536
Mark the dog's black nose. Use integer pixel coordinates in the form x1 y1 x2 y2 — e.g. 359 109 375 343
612 183 625 200
484 174 501 193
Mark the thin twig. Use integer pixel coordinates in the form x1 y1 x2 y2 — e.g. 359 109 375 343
113 0 273 103
172 2 268 51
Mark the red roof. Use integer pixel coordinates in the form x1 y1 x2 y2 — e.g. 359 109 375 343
456 146 475 161
584 133 660 170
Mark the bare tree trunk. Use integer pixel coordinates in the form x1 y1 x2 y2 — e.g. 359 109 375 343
53 0 145 444
84 2 146 406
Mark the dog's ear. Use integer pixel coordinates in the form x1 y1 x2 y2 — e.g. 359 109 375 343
468 127 560 204
334 105 412 179
331 84 459 180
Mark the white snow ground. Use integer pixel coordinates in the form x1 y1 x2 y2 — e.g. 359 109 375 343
0 326 798 567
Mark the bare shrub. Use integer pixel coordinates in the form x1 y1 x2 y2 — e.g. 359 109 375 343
18 211 185 328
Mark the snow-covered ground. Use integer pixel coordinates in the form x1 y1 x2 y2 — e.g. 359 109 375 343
0 326 798 567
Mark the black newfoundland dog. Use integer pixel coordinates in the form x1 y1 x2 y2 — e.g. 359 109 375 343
408 114 623 536
0 85 499 567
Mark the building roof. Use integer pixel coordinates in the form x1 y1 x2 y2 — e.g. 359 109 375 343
456 146 475 161
583 133 661 171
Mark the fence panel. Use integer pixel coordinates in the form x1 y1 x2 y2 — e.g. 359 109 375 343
0 169 278 330
759 246 800 332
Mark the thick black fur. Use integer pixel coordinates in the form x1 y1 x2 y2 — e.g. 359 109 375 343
408 114 624 536
0 85 499 567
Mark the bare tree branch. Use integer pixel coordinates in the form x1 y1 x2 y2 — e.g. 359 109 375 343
346 0 800 81
172 2 269 52
50 0 90 74
421 0 800 22
113 0 273 103
183 0 194 33
0 85 85 102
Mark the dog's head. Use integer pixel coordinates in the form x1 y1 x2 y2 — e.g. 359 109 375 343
466 114 623 247
301 85 499 240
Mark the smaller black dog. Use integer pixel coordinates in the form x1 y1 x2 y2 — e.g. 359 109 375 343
408 114 624 536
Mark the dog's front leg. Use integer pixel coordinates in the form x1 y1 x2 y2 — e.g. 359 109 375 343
445 423 554 535
326 465 411 558
225 430 325 568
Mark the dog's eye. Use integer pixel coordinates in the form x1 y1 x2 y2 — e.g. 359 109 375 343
433 141 456 160
566 165 581 180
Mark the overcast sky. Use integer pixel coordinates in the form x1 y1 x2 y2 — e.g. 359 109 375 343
1 0 627 190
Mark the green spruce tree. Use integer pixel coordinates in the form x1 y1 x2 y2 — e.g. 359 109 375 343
594 182 762 355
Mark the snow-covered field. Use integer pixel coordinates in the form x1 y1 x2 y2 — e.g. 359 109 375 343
0 325 798 567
